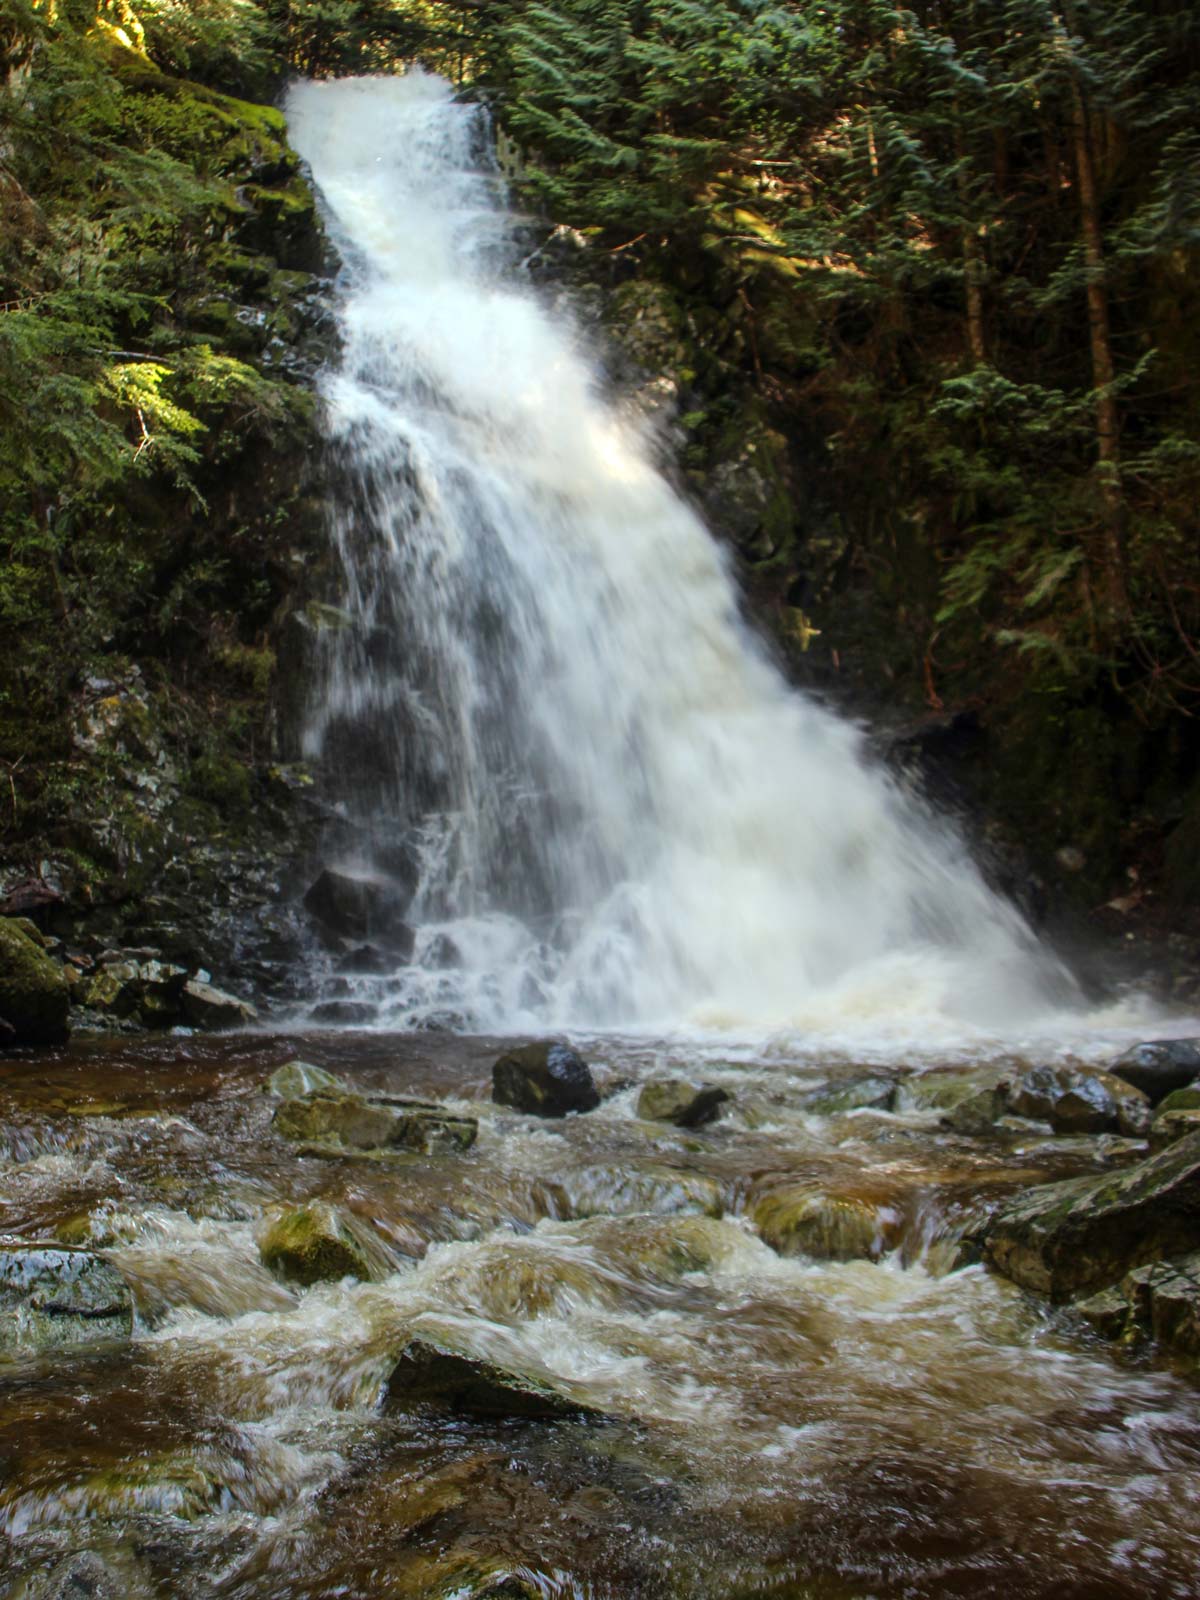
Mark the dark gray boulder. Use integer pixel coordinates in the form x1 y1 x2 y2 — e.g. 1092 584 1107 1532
1111 1039 1200 1105
492 1040 600 1117
303 867 414 954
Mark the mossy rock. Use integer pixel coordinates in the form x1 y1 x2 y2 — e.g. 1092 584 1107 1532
273 1091 477 1155
982 1131 1200 1300
636 1076 730 1128
0 1243 132 1356
0 919 69 1045
1150 1109 1200 1149
1158 1085 1200 1115
258 1200 395 1286
267 1059 347 1097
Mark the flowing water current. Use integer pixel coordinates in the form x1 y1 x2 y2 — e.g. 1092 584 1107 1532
3 72 1200 1600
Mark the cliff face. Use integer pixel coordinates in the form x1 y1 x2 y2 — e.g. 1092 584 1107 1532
0 12 337 995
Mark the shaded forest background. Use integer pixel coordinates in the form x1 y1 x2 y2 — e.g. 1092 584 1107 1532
1 0 1198 959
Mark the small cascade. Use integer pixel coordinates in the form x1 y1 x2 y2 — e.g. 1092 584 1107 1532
285 72 1074 1042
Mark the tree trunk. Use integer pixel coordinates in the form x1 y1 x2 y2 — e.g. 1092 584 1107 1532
955 121 986 364
1057 8 1128 622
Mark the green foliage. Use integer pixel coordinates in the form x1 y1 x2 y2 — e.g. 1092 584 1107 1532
0 0 323 816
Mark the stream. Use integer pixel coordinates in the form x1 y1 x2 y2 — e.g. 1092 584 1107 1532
3 1031 1200 1597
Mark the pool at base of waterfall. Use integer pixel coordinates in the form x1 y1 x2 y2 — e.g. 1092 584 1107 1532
1 1029 1198 1600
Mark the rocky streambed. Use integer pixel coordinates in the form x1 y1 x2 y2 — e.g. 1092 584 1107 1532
2 1030 1200 1598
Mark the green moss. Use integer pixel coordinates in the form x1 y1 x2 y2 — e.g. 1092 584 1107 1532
186 753 252 817
259 1201 394 1286
0 921 69 1045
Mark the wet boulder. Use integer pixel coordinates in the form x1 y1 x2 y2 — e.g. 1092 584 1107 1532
0 1243 132 1356
1111 1039 1200 1105
1158 1084 1200 1114
750 1173 905 1262
274 1090 477 1154
267 1059 347 1097
637 1076 729 1128
387 1336 598 1419
982 1131 1200 1300
181 978 258 1030
136 959 189 1024
492 1040 599 1117
0 918 70 1046
336 943 395 975
1076 1252 1200 1361
258 1200 396 1285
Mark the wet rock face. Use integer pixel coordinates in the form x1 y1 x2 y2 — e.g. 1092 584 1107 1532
492 1041 600 1117
637 1077 730 1128
0 918 70 1045
258 1200 395 1285
981 1131 1200 1300
1076 1253 1200 1360
303 868 415 955
1111 1039 1200 1105
0 1244 132 1356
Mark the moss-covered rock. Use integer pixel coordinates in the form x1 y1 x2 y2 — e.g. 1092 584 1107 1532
267 1059 346 1097
982 1132 1200 1300
0 1243 132 1356
258 1200 395 1286
1149 1108 1200 1149
273 1091 477 1155
636 1076 729 1128
0 919 69 1045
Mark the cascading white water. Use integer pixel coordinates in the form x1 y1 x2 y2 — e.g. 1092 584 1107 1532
285 72 1076 1042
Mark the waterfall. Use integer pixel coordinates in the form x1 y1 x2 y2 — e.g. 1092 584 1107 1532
285 71 1072 1041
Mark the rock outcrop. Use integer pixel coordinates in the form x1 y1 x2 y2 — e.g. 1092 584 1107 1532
981 1131 1200 1301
